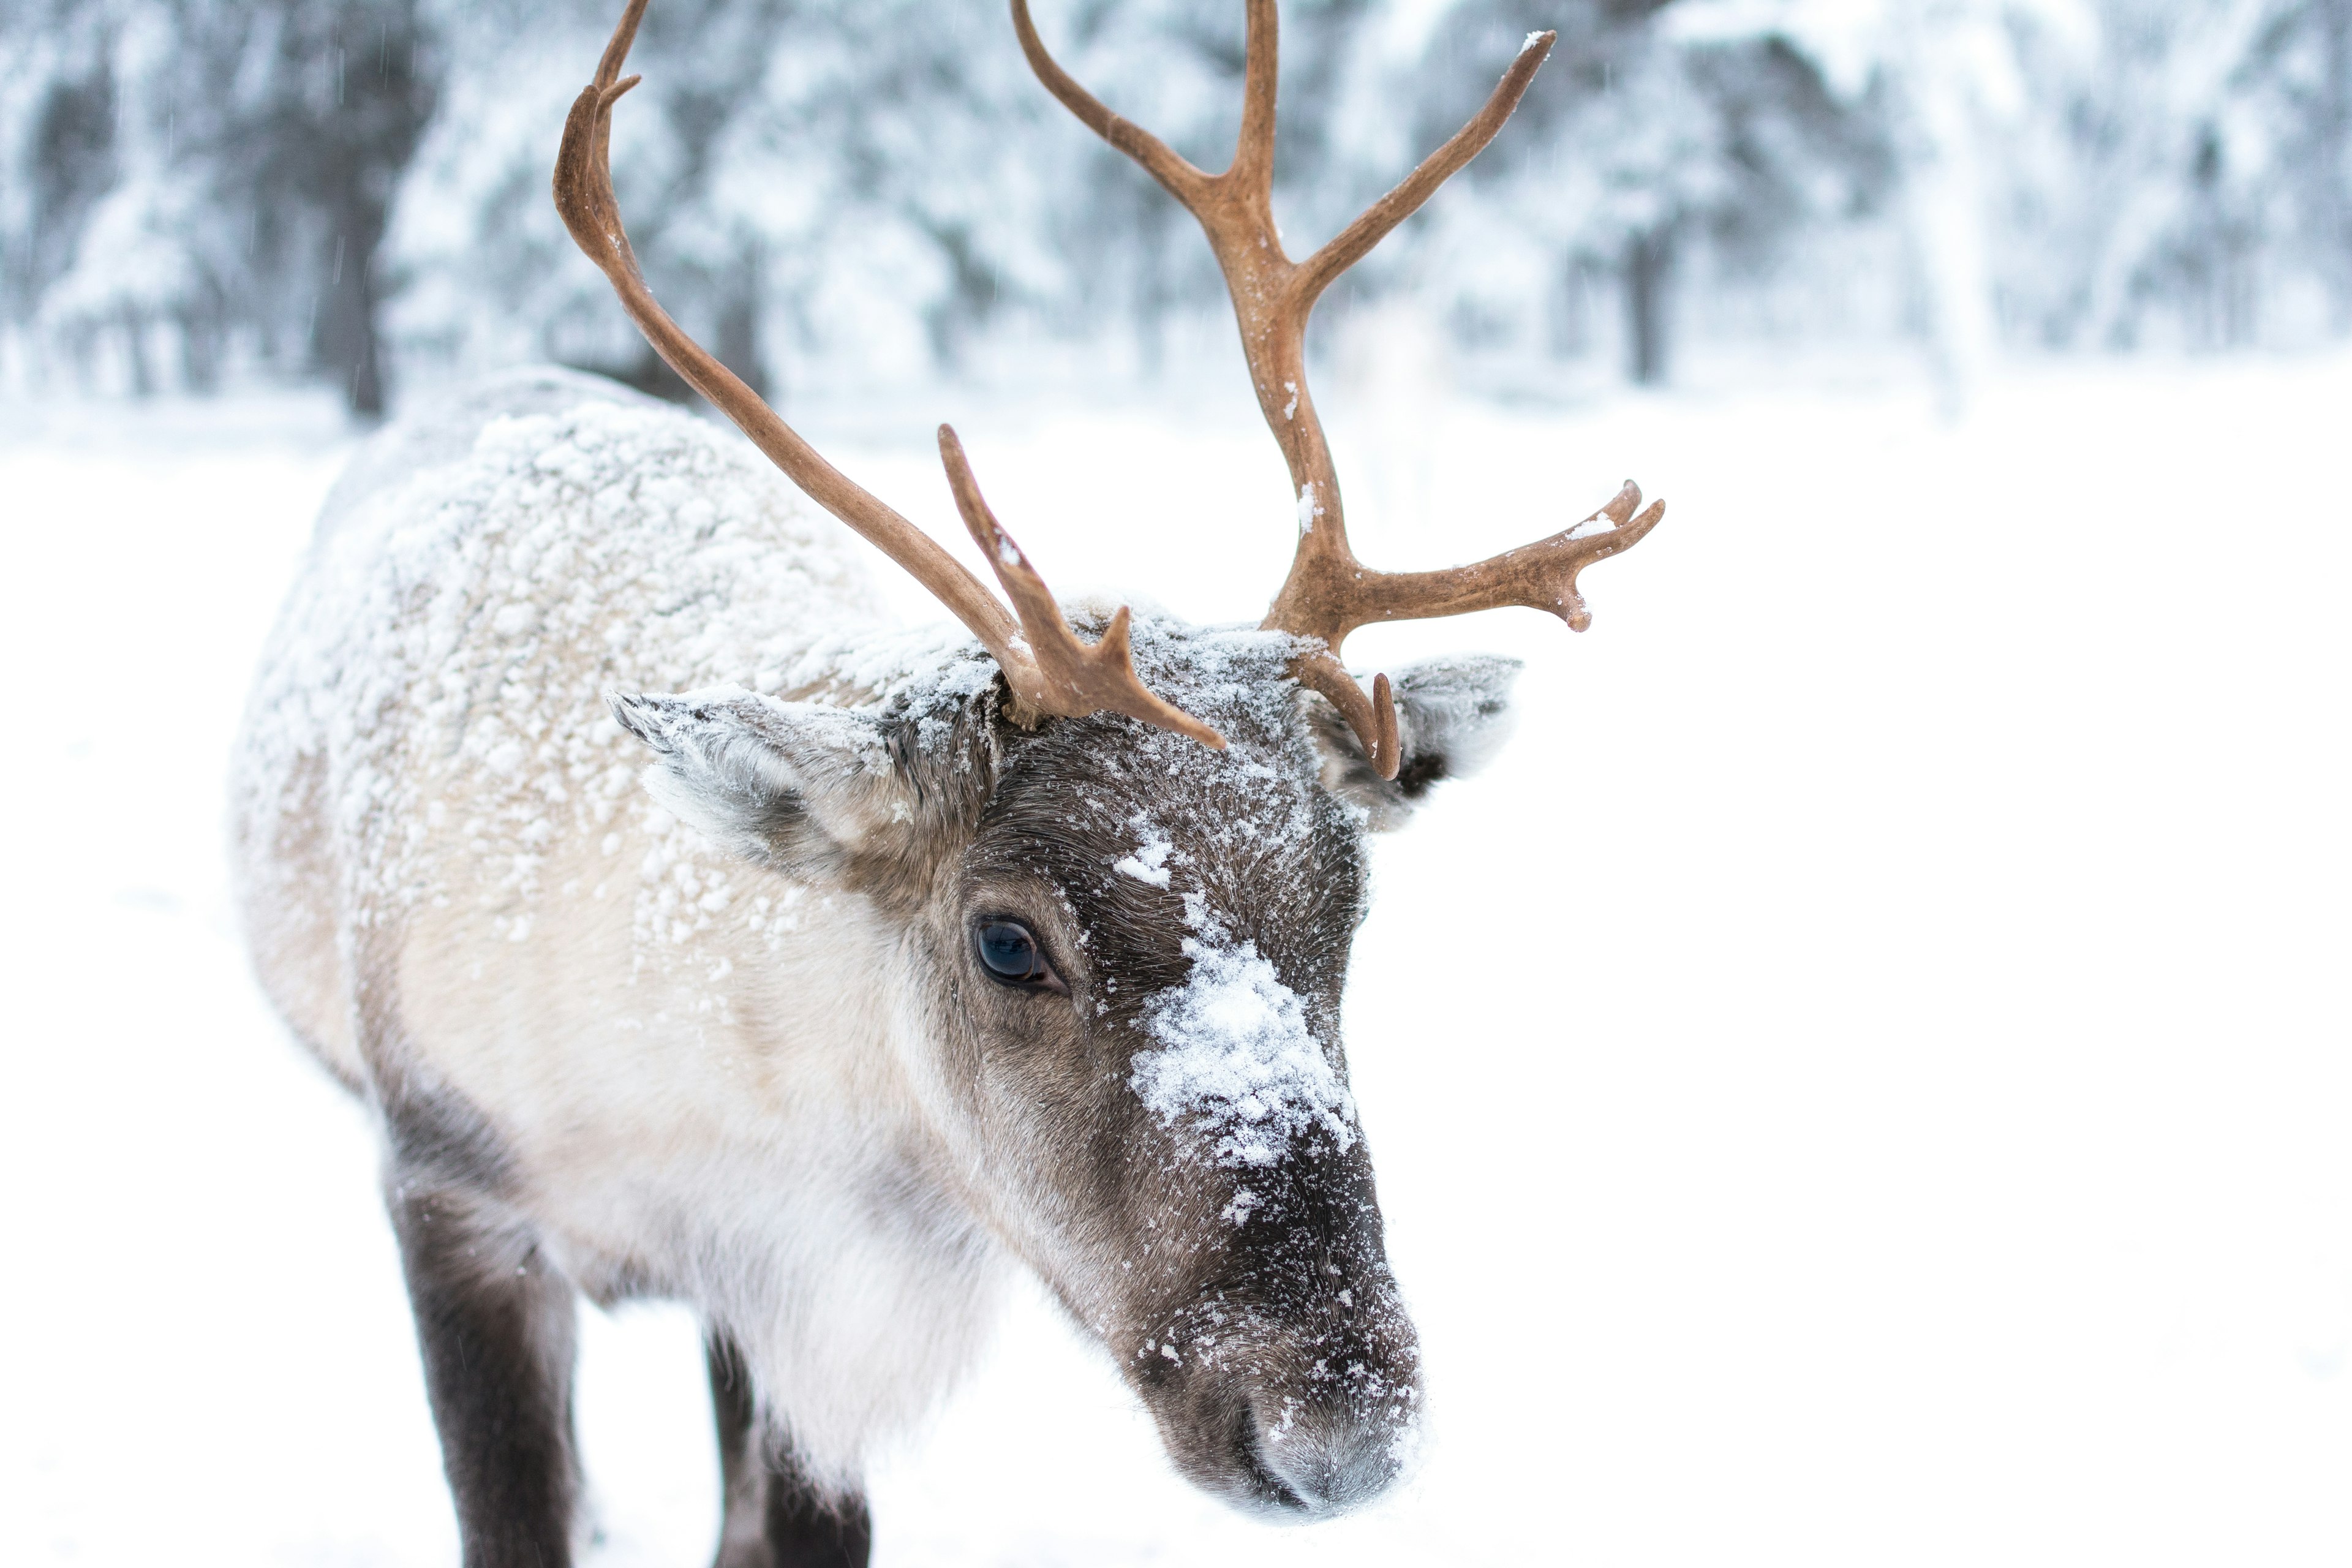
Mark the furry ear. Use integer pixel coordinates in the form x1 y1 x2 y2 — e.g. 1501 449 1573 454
1306 655 1522 831
606 686 918 878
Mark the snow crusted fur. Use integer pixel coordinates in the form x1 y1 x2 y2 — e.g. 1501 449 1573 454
230 367 1003 1488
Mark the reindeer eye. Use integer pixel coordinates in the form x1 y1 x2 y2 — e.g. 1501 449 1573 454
974 920 1054 987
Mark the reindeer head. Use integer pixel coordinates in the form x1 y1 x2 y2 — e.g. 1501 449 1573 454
559 0 1664 1518
608 629 1516 1513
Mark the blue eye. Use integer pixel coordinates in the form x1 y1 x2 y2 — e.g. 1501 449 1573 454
976 920 1052 986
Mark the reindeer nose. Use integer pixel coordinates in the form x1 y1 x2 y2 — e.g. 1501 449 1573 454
1245 1386 1410 1515
1141 1257 1422 1515
1211 1296 1421 1518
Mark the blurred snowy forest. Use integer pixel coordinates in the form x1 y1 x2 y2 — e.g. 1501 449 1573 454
3 0 2348 417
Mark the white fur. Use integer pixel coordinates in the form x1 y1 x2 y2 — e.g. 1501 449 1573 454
232 368 1005 1485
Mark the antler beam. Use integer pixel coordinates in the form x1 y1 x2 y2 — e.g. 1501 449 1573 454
1015 0 1665 778
555 0 1223 748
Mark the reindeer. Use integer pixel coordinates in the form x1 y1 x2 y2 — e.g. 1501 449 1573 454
230 2 1664 1564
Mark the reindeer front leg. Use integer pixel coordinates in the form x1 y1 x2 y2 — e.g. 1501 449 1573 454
389 1180 583 1568
706 1333 873 1568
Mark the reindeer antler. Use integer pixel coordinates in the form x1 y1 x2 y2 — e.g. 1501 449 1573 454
554 0 1223 750
1016 0 1665 778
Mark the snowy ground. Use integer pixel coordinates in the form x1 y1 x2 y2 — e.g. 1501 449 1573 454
3 351 2348 1566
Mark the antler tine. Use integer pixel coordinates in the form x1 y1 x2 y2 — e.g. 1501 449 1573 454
1232 0 1281 189
1323 483 1669 638
557 0 1221 747
1295 655 1395 773
1014 0 1324 508
1294 31 1555 306
592 0 644 92
1016 2 1664 780
938 428 1226 750
1009 1 1210 204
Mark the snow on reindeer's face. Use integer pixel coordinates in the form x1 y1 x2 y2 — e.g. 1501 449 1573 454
608 622 1523 1520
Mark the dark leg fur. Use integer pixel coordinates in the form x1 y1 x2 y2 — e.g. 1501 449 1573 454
391 1180 582 1568
707 1333 872 1568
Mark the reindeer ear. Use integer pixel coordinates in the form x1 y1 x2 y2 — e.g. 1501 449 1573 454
606 687 918 878
1307 655 1522 832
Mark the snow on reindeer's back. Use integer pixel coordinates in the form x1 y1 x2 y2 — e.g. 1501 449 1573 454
235 367 897 940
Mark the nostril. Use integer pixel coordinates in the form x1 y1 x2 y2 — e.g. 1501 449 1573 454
1231 1397 1308 1512
1250 1400 1329 1512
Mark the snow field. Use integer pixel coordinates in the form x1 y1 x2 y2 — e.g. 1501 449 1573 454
1 352 2347 1566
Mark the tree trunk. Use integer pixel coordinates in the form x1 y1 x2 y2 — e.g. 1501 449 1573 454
288 1 439 419
120 305 154 398
314 202 388 417
1624 224 1674 386
714 248 767 401
2322 0 2351 331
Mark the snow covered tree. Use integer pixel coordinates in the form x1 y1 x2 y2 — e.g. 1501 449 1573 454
7 0 2350 410
205 0 440 411
1 0 439 410
384 0 1394 398
1406 0 1885 384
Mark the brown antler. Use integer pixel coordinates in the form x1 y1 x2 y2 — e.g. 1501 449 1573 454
1015 0 1665 778
554 0 1223 750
